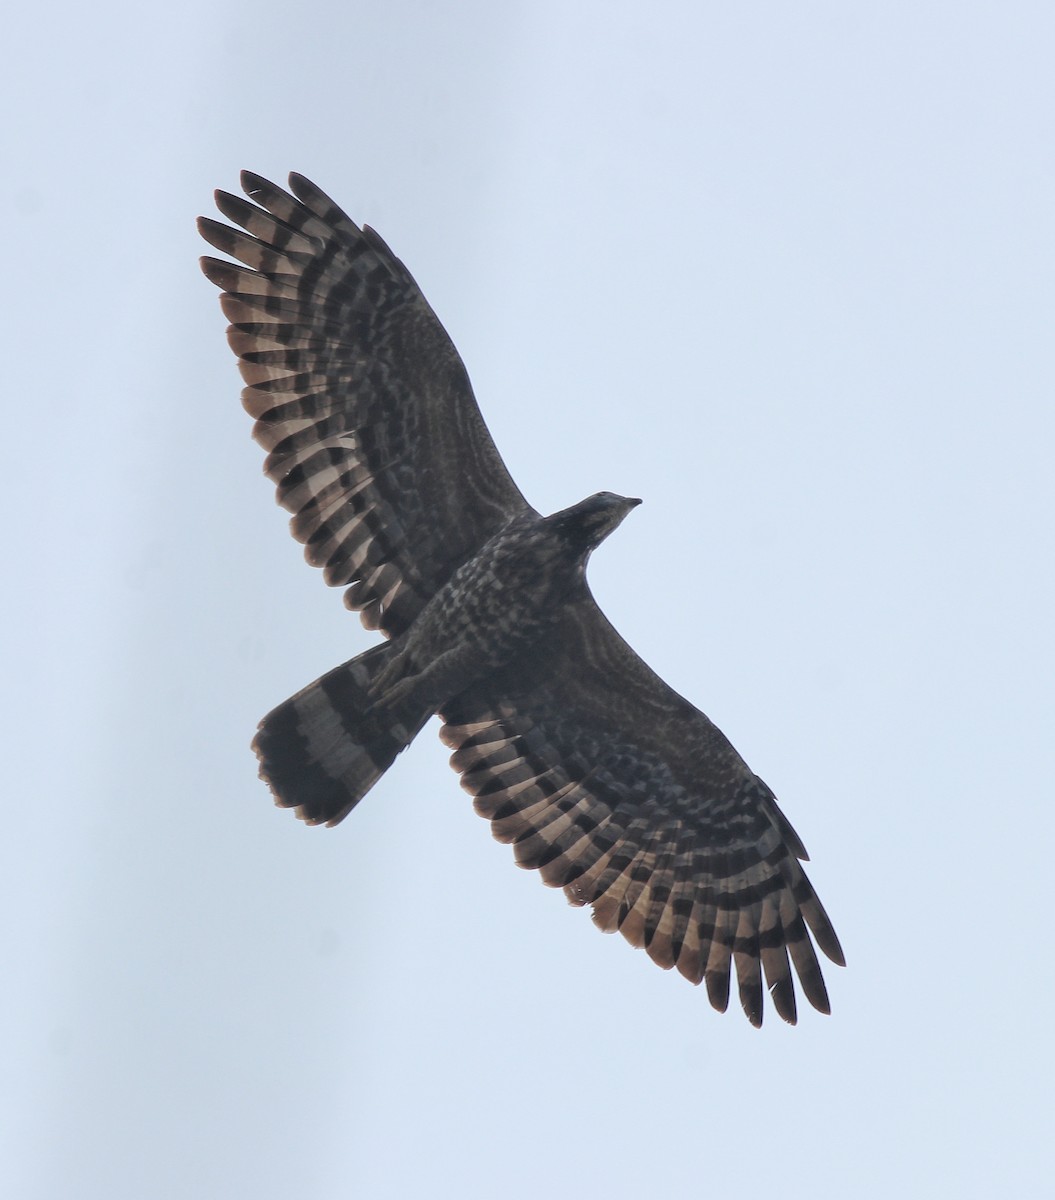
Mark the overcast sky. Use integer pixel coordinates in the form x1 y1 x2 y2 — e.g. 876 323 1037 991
6 2 1053 1197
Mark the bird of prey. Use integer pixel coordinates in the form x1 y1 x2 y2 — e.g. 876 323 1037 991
198 171 844 1026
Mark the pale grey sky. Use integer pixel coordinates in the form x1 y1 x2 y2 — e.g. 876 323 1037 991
5 2 1053 1197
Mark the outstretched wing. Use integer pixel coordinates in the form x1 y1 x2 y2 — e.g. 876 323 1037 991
198 172 532 637
440 592 844 1026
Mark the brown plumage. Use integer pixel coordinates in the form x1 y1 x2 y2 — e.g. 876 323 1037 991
198 171 844 1026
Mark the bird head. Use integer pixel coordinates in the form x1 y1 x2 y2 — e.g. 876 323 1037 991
549 491 642 555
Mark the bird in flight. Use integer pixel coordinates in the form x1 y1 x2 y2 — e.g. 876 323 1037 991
198 172 844 1026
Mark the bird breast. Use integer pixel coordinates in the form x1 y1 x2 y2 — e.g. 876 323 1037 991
393 518 581 703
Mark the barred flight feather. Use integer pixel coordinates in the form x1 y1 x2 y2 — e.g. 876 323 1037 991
198 171 531 638
437 596 845 1026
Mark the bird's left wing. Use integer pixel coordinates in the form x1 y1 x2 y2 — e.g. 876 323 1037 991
440 592 844 1026
198 172 533 637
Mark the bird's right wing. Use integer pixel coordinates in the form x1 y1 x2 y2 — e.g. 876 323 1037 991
199 171 533 638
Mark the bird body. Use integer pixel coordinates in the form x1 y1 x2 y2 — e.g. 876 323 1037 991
257 492 641 827
369 492 641 712
199 172 844 1025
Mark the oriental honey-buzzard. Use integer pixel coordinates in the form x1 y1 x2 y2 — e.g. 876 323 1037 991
198 172 844 1026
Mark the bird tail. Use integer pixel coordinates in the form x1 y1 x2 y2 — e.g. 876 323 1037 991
252 644 433 826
